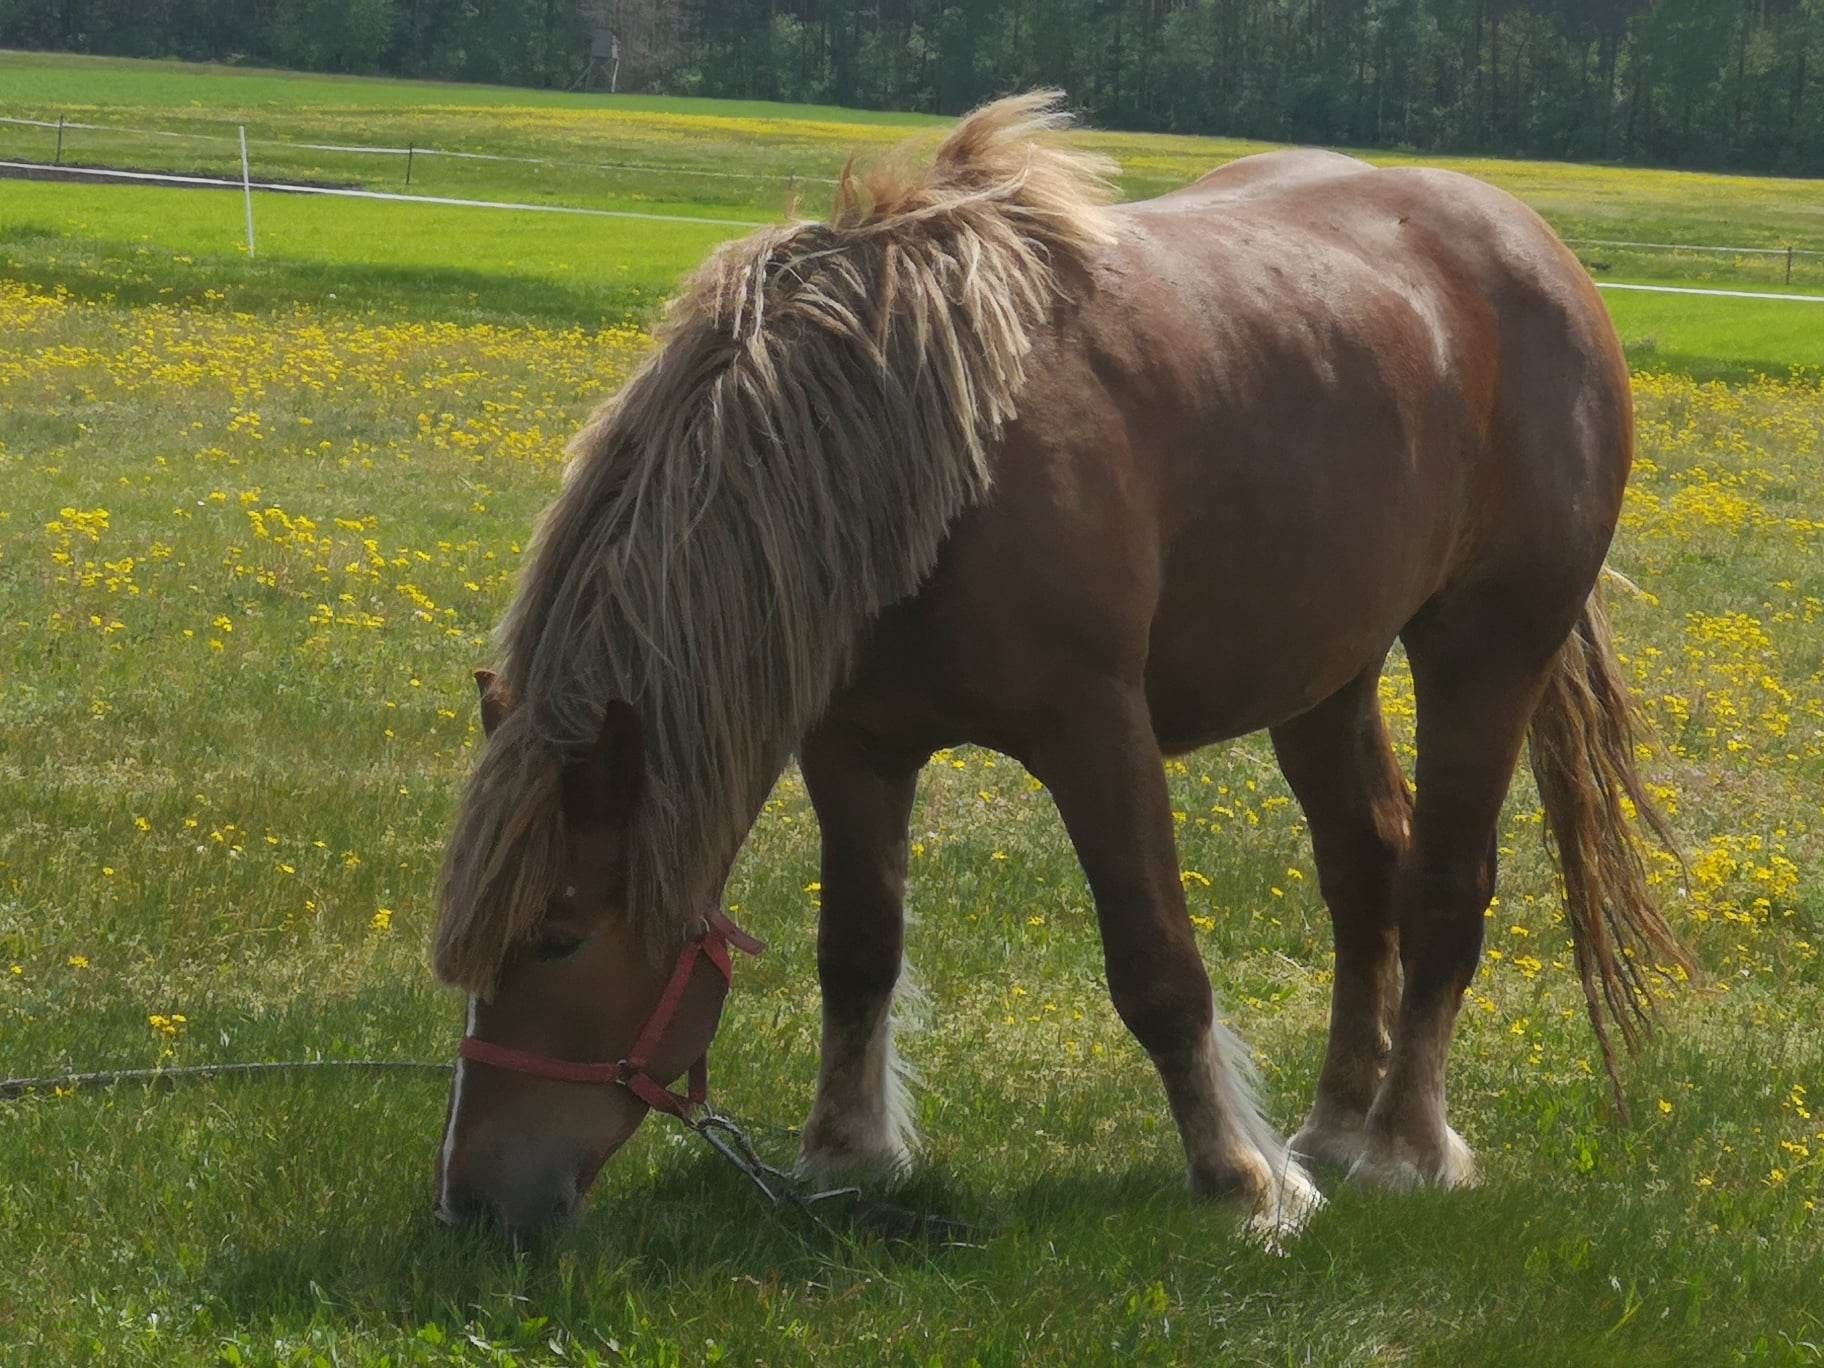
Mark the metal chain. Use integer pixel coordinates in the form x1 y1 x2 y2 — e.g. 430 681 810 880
689 1108 979 1244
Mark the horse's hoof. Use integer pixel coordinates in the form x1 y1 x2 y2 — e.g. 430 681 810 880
1345 1123 1477 1191
1242 1155 1326 1251
1191 1147 1327 1248
1289 1112 1372 1172
794 1141 914 1191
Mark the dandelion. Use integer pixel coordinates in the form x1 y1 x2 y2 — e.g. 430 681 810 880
371 908 394 935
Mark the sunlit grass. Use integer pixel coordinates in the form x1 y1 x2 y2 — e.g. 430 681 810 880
2 48 1821 1364
3 49 1822 286
1 269 1820 1362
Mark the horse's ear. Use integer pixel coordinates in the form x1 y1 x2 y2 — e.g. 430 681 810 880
473 669 507 738
563 700 644 828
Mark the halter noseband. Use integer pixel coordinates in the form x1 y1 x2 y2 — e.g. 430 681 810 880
456 908 764 1120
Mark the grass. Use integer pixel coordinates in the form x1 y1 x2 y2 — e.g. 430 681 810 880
0 182 741 325
2 50 1822 277
2 52 1822 1368
6 179 1824 380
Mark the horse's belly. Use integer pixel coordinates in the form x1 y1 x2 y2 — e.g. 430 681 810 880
1143 601 1404 752
1136 403 1454 750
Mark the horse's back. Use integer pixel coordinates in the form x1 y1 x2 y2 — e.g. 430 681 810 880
1096 153 1629 599
981 158 1622 741
843 152 1631 754
1153 147 1374 203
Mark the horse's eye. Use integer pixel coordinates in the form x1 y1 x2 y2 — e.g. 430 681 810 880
532 930 585 963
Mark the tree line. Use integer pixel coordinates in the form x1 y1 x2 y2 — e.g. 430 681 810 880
5 1 1821 175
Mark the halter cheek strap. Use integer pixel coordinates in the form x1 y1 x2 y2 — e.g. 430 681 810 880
456 909 765 1120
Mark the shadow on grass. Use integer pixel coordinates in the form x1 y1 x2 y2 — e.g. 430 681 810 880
0 222 662 328
1622 338 1822 385
189 1145 1197 1330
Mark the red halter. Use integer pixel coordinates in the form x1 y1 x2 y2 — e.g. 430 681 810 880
456 909 764 1120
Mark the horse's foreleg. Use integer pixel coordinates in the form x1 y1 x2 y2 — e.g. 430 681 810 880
1028 689 1321 1236
1352 622 1556 1189
796 725 926 1187
1269 666 1411 1172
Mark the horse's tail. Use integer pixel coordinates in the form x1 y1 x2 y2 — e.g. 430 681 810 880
1527 586 1693 1120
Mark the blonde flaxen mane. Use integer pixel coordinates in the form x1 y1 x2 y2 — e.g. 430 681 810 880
434 92 1116 992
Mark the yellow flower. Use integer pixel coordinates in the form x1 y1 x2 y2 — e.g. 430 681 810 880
371 908 394 934
67 955 89 969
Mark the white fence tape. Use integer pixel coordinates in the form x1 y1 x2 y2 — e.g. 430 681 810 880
0 159 767 228
6 113 1822 291
1566 235 1819 259
4 114 1816 249
0 112 838 184
12 160 1824 307
1595 281 1824 304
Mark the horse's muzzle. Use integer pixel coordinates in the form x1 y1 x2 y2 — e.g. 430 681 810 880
437 1144 582 1245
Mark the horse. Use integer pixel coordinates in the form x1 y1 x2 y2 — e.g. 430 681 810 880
430 92 1688 1243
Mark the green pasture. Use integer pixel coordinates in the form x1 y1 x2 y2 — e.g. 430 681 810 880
2 50 1822 1368
5 176 1824 379
2 50 1822 285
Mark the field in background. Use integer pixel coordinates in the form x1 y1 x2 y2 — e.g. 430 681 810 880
5 49 1824 376
2 50 1822 1366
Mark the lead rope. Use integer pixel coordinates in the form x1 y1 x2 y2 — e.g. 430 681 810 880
0 1059 975 1243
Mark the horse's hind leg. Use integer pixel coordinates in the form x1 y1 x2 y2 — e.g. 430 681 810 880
1351 600 1568 1188
796 724 927 1186
1026 687 1321 1236
1269 664 1411 1171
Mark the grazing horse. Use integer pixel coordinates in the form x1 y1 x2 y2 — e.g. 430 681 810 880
431 93 1688 1242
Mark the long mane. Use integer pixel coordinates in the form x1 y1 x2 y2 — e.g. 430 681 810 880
433 91 1116 993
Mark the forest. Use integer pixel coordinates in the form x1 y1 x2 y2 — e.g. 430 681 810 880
3 1 1821 174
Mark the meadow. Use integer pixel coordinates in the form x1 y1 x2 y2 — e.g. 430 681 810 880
2 51 1823 1367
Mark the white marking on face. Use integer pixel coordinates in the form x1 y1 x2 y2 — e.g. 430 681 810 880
438 994 478 1207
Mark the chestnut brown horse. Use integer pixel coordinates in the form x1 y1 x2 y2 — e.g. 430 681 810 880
431 93 1687 1242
